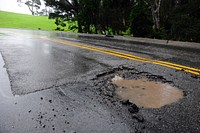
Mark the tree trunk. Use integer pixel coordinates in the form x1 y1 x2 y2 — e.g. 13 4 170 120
27 5 34 15
151 0 162 29
32 0 34 15
78 21 83 33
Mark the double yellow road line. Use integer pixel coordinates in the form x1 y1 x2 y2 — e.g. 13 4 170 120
41 37 200 76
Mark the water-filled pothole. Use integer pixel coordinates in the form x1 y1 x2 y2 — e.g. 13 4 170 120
112 76 183 108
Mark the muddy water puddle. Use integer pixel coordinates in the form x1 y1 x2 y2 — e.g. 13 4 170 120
112 76 183 108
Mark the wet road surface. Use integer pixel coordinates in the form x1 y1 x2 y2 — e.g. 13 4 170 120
0 28 200 133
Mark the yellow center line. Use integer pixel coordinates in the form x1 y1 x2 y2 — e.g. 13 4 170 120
41 37 200 76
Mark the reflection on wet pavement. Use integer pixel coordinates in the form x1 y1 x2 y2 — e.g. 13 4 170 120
112 76 183 108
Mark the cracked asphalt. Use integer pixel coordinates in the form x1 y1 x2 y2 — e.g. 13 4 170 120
0 28 200 133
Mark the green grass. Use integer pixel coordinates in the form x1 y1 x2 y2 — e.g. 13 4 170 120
0 11 58 31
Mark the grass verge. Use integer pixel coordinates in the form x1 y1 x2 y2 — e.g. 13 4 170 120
0 11 59 31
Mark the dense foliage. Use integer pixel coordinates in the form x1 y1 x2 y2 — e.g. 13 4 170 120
44 0 200 43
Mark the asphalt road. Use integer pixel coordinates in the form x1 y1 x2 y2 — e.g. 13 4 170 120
0 28 200 133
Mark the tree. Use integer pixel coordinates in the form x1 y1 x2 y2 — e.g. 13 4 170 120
99 0 131 35
44 0 132 34
78 0 101 33
44 0 200 43
109 0 132 35
25 0 41 15
148 0 162 29
129 0 153 37
44 0 83 32
17 0 42 15
169 0 200 42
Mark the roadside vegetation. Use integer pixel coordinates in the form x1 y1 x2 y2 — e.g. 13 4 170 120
1 0 200 43
0 11 55 30
0 11 76 31
44 0 200 43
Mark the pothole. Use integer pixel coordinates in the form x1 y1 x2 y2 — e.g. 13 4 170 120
112 75 183 109
93 66 184 132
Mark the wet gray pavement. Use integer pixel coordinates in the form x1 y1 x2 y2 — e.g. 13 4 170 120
0 28 200 133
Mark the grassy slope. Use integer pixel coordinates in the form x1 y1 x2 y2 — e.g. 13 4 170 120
0 11 57 30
